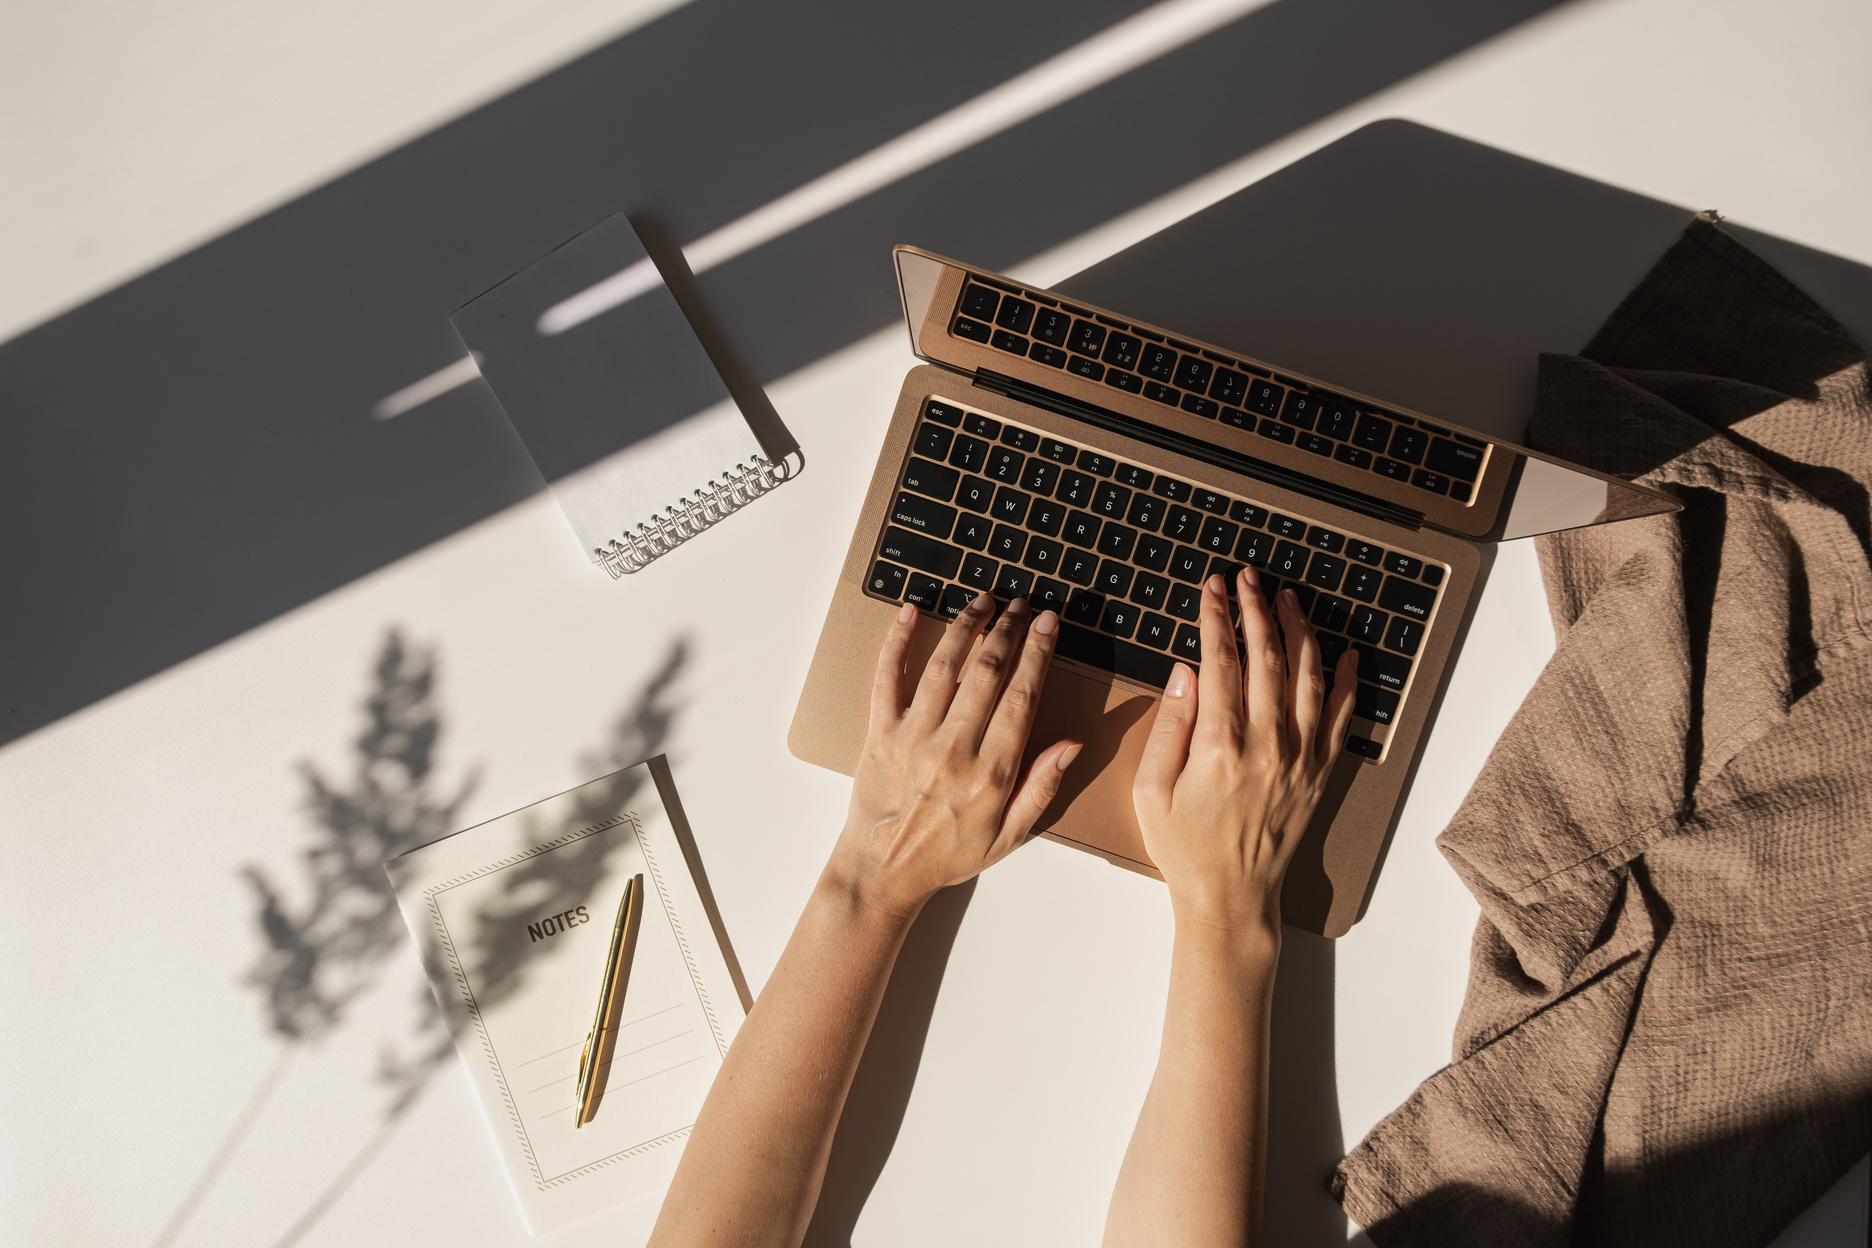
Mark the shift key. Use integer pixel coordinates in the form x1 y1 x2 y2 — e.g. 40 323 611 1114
879 525 962 579
891 492 957 540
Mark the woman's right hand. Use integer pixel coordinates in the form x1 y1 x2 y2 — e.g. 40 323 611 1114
1131 568 1357 936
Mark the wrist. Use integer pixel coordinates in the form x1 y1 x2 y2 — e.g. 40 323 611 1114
1167 883 1283 955
815 851 930 931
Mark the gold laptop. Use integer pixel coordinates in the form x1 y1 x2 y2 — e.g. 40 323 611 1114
789 247 1675 936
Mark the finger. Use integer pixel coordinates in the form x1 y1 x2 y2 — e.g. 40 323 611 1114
1194 575 1246 749
869 602 920 730
1133 661 1198 805
979 607 1061 760
1236 568 1287 745
1278 588 1325 750
1316 647 1360 770
904 591 994 729
944 597 1032 740
994 737 1083 857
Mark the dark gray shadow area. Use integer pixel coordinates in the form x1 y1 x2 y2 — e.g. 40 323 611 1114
1264 930 1346 1245
802 880 978 1248
2 0 1579 745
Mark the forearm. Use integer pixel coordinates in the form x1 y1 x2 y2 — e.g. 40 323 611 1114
1103 919 1279 1248
650 870 918 1248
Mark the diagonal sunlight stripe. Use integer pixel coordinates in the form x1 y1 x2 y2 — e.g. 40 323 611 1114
370 0 1274 417
536 0 1274 337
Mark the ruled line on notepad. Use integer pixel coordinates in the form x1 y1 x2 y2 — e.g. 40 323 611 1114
517 1002 686 1067
540 1055 706 1118
527 1031 695 1094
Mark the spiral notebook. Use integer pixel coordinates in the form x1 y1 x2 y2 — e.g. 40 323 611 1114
453 214 800 576
386 757 749 1234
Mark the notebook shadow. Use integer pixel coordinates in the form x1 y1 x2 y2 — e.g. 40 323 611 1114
801 880 978 1248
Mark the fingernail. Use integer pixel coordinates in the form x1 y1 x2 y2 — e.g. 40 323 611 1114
969 591 991 613
1280 588 1298 610
1033 609 1057 636
897 602 917 624
1006 596 1029 615
1207 574 1225 596
1165 663 1191 698
1057 741 1084 771
1243 565 1260 589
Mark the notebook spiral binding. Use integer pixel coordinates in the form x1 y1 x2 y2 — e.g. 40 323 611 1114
594 449 805 578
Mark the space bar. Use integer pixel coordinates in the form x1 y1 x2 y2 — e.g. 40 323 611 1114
1053 622 1174 689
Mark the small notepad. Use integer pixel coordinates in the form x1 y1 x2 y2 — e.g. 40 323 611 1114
386 758 746 1234
453 213 798 576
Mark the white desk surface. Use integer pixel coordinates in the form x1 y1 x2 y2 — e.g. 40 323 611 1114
4 1 1869 1244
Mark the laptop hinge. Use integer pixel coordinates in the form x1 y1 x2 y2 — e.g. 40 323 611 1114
970 369 1424 531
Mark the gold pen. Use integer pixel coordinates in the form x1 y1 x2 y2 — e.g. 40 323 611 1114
574 873 644 1128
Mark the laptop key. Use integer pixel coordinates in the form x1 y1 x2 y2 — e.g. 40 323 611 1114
1023 536 1064 575
1001 426 1039 452
1269 514 1305 539
1212 368 1249 405
925 399 965 426
1139 343 1177 383
1306 526 1345 553
1317 631 1350 670
1068 319 1107 358
1348 605 1386 644
991 329 1028 354
955 475 994 512
1304 552 1346 592
1166 582 1202 621
1317 399 1356 441
1311 593 1352 631
1054 621 1175 688
1135 533 1173 572
965 415 1000 442
1057 469 1095 508
1098 523 1138 561
995 296 1035 334
1143 381 1179 406
991 487 1031 526
1106 368 1143 393
1181 394 1220 419
994 566 1036 602
1061 548 1099 587
1236 530 1273 568
880 526 962 579
1152 475 1192 502
1067 356 1104 382
1352 413 1392 452
960 284 999 319
949 434 988 473
1165 504 1202 543
986 447 1024 483
1388 427 1427 464
1412 469 1451 495
1091 482 1131 518
1126 494 1164 531
1385 580 1437 621
1426 438 1483 482
989 524 1027 562
1031 307 1071 346
1230 501 1268 528
1174 356 1213 393
1345 539 1381 565
1344 733 1381 760
905 571 943 610
1062 510 1101 548
1193 489 1229 514
1351 645 1412 692
1038 437 1076 463
953 316 993 344
1171 624 1204 663
1383 553 1423 577
1169 546 1208 583
1064 591 1106 627
1020 458 1060 495
1026 500 1065 537
1334 444 1373 470
1298 432 1333 457
1116 463 1154 489
869 561 907 599
1385 615 1424 656
954 514 991 551
1102 333 1141 369
1279 391 1318 430
1095 560 1134 598
1421 564 1445 586
1031 577 1070 611
1220 406 1253 430
1246 379 1283 417
915 423 954 459
902 457 959 502
1257 419 1296 445
939 584 978 619
1198 517 1239 554
1137 612 1176 649
1077 451 1116 478
1375 456 1412 482
1029 343 1068 368
892 492 957 540
1130 571 1170 610
1271 541 1308 579
959 553 999 591
1343 565 1381 603
1101 600 1140 639
1208 556 1244 585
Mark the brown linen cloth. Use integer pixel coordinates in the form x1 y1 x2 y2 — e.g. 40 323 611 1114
1331 214 1872 1247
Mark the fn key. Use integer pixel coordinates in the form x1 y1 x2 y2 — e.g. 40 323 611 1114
869 560 907 599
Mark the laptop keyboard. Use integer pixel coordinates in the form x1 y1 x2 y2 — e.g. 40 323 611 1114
951 279 1488 504
865 398 1450 762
